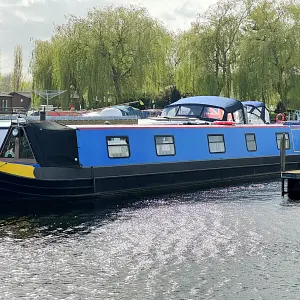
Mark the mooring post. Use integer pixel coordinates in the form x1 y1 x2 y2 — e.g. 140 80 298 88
280 134 286 196
280 133 286 172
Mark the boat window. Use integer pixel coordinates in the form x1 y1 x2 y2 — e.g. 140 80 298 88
207 135 225 153
276 133 290 150
177 105 203 116
227 113 233 121
106 136 130 158
0 129 16 158
155 136 175 156
247 106 262 117
201 107 224 120
243 107 249 123
0 127 35 160
246 106 264 124
161 106 178 117
233 109 244 123
19 128 34 159
245 133 257 152
265 109 271 123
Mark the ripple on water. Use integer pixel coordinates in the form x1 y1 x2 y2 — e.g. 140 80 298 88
0 180 300 299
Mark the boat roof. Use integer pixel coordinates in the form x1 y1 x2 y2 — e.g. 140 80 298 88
66 123 290 130
0 120 11 128
113 105 141 116
167 96 244 113
242 101 266 108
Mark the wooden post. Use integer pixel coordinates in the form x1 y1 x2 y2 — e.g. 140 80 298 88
14 136 19 160
280 133 286 172
280 133 286 196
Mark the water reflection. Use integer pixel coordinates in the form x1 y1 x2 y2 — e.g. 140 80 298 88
0 181 284 240
0 199 127 239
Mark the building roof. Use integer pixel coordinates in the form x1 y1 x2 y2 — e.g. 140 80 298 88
0 92 13 98
9 91 32 99
167 96 243 113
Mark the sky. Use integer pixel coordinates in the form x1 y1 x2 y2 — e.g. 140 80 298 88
0 0 218 78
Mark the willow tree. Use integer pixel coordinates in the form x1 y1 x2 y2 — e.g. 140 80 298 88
31 40 57 107
50 16 90 108
234 0 300 107
31 5 173 108
85 6 172 104
175 27 220 96
31 40 55 91
176 0 252 97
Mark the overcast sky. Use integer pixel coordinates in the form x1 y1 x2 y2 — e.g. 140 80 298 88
0 0 217 78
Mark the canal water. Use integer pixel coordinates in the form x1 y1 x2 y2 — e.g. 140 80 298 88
0 180 300 299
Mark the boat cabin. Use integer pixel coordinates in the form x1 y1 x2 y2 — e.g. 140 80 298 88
242 101 270 124
0 120 80 166
162 96 247 123
139 96 247 125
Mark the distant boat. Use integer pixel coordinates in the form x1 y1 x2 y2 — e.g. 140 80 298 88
0 96 298 201
242 101 271 124
83 105 143 118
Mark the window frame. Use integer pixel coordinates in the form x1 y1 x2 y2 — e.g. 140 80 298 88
245 133 257 152
275 132 290 150
175 105 204 117
19 127 35 160
207 134 226 154
200 106 225 121
106 136 130 159
0 127 16 160
154 135 176 157
0 126 36 163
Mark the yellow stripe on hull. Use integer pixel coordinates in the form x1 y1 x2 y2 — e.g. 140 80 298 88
0 161 35 178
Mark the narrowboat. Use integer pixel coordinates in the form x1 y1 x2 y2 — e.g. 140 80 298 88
0 96 298 201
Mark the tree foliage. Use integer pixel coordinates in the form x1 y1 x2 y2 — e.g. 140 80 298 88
176 0 253 97
27 1 300 109
234 0 300 108
31 6 172 108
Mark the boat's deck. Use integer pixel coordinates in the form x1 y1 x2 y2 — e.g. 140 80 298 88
67 123 291 130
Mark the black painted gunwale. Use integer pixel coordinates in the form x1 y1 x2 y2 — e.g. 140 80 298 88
34 154 300 180
0 154 298 200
